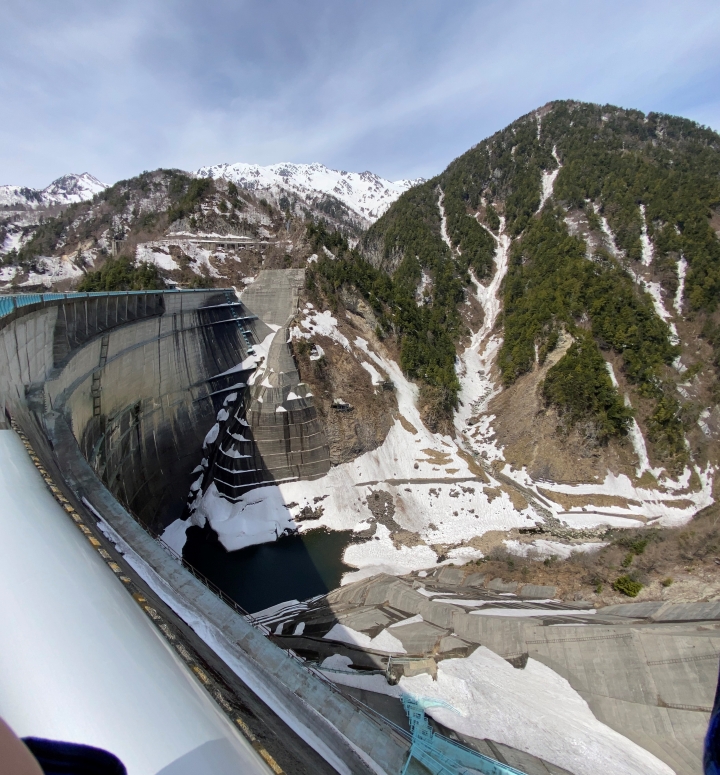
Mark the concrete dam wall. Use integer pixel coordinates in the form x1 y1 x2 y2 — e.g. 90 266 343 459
0 279 408 774
0 272 329 530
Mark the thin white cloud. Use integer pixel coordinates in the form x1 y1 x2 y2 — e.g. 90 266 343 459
1 0 719 186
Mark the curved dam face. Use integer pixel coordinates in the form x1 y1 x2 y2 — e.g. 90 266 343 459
0 271 330 533
0 278 409 775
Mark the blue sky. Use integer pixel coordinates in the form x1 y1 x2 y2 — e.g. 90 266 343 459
3 0 720 187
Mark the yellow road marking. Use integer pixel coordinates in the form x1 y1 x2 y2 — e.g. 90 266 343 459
159 623 176 640
257 747 284 774
192 666 210 684
235 718 255 739
88 537 101 547
233 722 285 773
213 691 233 712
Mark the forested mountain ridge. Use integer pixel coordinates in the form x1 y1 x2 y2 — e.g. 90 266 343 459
0 167 369 290
1 99 718 495
308 100 720 486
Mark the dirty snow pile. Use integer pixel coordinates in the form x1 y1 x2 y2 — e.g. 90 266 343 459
19 256 86 287
135 239 226 278
320 646 672 775
191 483 297 551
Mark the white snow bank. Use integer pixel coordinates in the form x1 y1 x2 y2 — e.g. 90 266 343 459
324 646 671 775
639 204 654 267
321 654 354 670
324 623 406 653
401 648 672 775
203 423 220 447
291 309 351 351
161 518 191 555
674 257 687 315
193 483 296 551
360 360 383 385
470 607 596 618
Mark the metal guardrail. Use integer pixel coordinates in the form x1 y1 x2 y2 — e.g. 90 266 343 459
0 289 227 321
80 492 413 754
89 502 527 775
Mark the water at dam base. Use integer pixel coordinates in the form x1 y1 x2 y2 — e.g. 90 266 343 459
183 525 356 613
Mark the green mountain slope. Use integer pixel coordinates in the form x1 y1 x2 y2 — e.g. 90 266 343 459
313 100 720 470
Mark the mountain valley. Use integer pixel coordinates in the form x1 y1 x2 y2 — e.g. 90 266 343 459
1 101 719 608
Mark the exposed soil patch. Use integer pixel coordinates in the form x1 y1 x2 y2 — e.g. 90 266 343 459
490 335 638 483
439 501 720 605
365 489 396 528
537 488 641 511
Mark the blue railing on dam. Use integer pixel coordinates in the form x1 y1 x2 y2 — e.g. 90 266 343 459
401 696 527 775
0 288 225 321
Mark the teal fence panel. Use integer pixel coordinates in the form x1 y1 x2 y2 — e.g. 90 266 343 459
15 293 42 308
0 288 232 322
0 297 15 318
401 696 527 775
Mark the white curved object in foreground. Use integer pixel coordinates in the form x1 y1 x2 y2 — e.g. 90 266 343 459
0 430 270 775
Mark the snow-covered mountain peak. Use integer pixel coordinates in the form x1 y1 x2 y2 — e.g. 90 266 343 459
0 172 107 210
42 173 107 205
195 161 423 222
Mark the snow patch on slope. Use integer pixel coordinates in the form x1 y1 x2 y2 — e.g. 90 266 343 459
437 189 454 251
538 146 561 210
605 363 659 478
639 204 654 266
135 239 223 278
674 257 687 315
195 162 422 223
0 173 107 209
18 255 85 287
455 218 511 461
